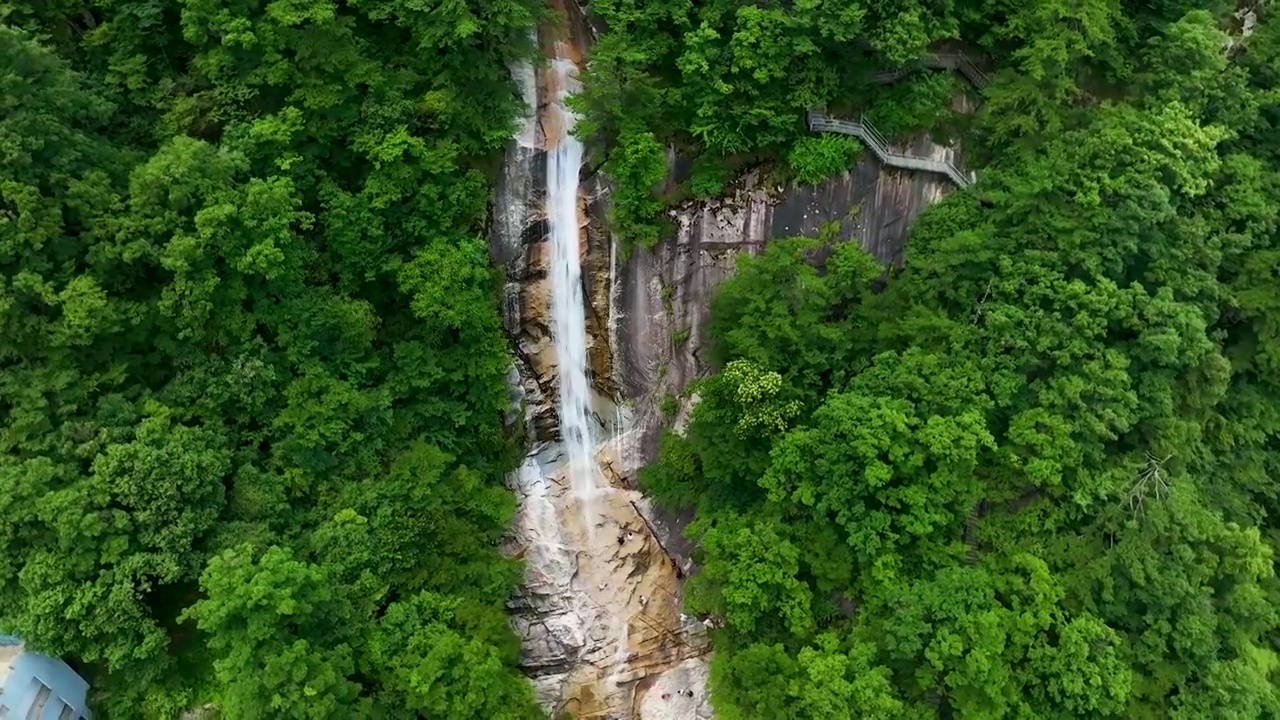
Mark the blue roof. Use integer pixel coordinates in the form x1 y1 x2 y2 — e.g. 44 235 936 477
0 645 92 720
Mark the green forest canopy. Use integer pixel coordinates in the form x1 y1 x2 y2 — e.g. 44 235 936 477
1 0 545 716
624 2 1280 718
6 0 1280 718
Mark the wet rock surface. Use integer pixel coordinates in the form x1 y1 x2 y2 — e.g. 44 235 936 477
493 8 714 718
493 6 967 717
507 438 714 720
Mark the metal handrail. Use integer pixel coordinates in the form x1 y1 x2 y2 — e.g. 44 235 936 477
870 68 910 83
806 109 973 188
949 51 990 87
857 115 890 154
873 51 990 89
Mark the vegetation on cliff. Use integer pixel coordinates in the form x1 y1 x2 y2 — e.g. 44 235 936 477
579 0 1250 247
0 2 543 716
636 5 1280 718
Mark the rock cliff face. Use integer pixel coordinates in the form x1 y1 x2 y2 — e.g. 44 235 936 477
492 6 968 717
494 7 714 720
613 134 965 506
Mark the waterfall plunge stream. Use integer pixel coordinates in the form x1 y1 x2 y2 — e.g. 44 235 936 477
545 46 635 694
499 35 715 719
546 53 601 542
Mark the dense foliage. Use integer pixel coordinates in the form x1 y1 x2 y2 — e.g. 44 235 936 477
1 1 543 716
578 0 1247 247
638 5 1280 718
10 0 1280 717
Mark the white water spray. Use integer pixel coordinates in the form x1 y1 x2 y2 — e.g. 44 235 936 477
546 51 600 541
544 51 637 694
518 456 562 567
509 30 539 150
500 41 712 713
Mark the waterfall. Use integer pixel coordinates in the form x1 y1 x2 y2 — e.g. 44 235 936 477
510 30 539 151
517 456 561 576
500 34 714 718
545 51 600 540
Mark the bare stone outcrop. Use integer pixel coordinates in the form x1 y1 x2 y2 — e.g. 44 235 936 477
614 128 966 470
506 438 714 719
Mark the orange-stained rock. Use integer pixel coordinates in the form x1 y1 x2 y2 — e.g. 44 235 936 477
495 9 717 717
507 439 713 720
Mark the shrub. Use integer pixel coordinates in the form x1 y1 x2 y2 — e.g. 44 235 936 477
786 135 863 186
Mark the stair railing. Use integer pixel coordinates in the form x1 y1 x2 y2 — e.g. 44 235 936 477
856 115 891 156
804 109 974 189
934 51 989 88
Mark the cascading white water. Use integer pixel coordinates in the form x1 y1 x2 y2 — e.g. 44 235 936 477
517 456 561 566
545 52 600 541
500 37 713 717
545 47 636 698
510 32 539 151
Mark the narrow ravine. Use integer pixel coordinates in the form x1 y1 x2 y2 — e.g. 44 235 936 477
494 15 715 720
